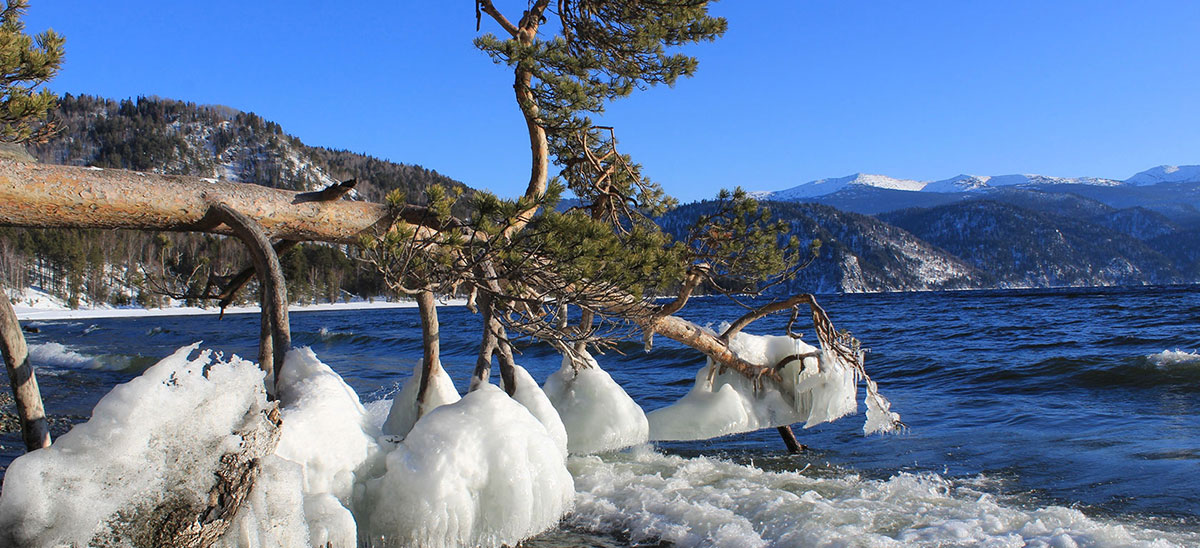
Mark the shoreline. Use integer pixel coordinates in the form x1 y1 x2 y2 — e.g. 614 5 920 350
13 298 468 322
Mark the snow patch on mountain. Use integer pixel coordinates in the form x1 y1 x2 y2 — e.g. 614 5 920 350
771 173 926 200
1125 165 1200 186
757 168 1147 200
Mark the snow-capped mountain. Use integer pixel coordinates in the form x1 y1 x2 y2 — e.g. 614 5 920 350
1126 165 1200 186
768 173 926 200
756 166 1195 200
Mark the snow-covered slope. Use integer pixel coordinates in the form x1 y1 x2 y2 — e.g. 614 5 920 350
1125 165 1200 186
769 173 926 200
757 167 1162 200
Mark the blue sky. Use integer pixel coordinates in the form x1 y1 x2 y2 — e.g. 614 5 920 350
25 1 1200 202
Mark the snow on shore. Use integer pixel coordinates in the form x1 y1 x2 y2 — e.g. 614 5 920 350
7 287 465 321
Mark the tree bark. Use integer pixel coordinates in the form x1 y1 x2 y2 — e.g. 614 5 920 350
415 290 442 414
777 425 805 454
0 284 50 451
0 159 393 244
207 204 290 391
92 403 283 547
469 291 498 392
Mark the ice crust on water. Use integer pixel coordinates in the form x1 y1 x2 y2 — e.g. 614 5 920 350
0 343 267 546
363 384 575 547
381 360 461 438
543 349 649 454
568 447 1198 548
648 332 857 441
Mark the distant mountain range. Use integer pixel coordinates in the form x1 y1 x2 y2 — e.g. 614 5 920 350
705 165 1200 292
748 166 1200 231
753 165 1198 199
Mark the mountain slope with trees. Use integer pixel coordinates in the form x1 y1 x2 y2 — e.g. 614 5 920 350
3 94 470 308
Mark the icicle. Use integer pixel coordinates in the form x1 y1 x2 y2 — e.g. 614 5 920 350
863 378 903 435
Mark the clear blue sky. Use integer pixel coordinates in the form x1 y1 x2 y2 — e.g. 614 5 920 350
25 1 1200 201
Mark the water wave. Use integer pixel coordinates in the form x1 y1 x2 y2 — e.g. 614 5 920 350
26 342 134 371
27 342 99 369
1145 350 1200 369
567 446 1198 547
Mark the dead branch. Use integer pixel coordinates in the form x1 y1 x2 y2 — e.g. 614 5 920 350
0 283 50 451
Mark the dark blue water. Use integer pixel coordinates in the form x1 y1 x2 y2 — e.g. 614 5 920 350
6 285 1200 539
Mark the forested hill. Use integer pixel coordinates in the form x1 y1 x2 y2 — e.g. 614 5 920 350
29 94 468 204
660 197 1199 294
3 94 473 309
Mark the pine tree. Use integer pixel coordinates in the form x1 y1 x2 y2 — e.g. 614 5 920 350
0 0 63 144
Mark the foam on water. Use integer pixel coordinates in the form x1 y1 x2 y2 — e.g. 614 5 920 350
26 342 99 369
567 446 1198 548
1146 350 1200 369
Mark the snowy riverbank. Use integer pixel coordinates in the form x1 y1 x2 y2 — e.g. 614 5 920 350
8 287 465 322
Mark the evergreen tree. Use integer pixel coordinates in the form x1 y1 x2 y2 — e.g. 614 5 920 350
0 0 63 143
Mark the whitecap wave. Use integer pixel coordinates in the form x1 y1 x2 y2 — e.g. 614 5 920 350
26 342 130 371
27 343 98 369
567 446 1198 547
1146 350 1200 369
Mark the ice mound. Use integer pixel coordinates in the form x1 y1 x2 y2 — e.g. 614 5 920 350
648 332 857 441
543 350 649 454
382 361 461 438
502 363 569 457
0 343 267 546
218 347 380 547
568 447 1198 548
364 384 575 547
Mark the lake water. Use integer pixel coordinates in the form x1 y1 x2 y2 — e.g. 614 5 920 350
5 286 1200 546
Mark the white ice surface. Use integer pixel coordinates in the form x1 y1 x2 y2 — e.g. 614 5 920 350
364 384 574 548
381 361 461 438
648 332 857 441
0 343 267 546
543 350 649 455
219 347 380 547
501 363 569 458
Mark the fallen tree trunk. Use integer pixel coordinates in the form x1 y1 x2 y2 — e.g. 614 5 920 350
0 160 392 244
0 160 785 384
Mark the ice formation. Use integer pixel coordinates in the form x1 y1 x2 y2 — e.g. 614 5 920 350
0 343 578 547
0 343 268 546
648 332 860 441
381 361 461 438
501 363 569 457
363 384 575 547
543 349 649 454
218 347 380 547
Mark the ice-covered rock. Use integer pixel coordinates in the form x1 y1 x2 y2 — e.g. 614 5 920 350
543 350 649 454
